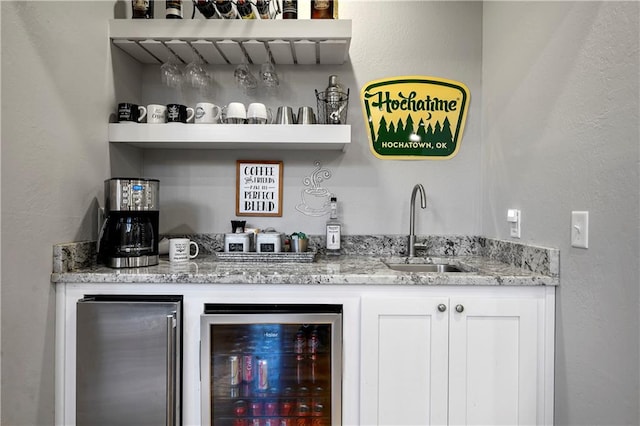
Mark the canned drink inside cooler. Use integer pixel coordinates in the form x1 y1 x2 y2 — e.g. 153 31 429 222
230 355 241 386
280 399 294 416
250 400 263 416
243 354 254 383
257 358 269 391
234 400 248 417
265 400 278 416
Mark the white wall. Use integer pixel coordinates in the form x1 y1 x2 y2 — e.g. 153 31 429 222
1 1 639 425
140 0 483 237
1 1 117 424
482 1 640 424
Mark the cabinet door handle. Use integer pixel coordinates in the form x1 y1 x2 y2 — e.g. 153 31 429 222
455 304 464 313
437 304 447 312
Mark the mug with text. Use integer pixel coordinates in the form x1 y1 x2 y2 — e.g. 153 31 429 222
118 103 147 123
195 102 222 124
169 238 199 262
147 104 167 124
167 104 195 123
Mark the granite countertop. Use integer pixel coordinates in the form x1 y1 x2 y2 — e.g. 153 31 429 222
51 235 559 286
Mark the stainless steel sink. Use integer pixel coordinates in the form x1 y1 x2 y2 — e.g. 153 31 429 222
384 263 463 273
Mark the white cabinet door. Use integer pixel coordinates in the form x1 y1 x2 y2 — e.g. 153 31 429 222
448 297 539 426
361 297 449 426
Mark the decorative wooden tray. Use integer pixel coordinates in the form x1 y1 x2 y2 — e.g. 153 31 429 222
214 249 317 263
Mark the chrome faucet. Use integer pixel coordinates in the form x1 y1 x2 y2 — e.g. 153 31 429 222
409 183 427 257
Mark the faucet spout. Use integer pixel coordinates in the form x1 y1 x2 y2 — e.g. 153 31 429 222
409 183 427 257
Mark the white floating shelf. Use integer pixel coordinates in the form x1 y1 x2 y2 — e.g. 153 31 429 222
109 19 351 65
108 123 351 151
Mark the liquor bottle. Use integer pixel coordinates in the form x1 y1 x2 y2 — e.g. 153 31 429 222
215 0 237 19
165 0 182 18
282 0 297 19
132 0 154 18
255 0 270 19
325 196 341 255
311 0 337 19
237 0 256 19
194 0 219 18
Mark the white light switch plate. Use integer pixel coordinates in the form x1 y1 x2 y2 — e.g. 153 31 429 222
507 209 521 238
571 211 589 248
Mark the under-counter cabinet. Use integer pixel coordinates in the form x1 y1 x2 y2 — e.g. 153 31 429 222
360 287 555 426
55 284 554 425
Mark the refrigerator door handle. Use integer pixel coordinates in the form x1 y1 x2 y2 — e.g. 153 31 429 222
166 313 177 426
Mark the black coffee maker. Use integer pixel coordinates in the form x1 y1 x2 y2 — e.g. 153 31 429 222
98 178 160 268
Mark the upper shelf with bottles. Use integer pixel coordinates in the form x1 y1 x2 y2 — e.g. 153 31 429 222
109 19 352 65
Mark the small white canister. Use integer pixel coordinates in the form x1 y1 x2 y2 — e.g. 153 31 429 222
224 233 252 252
256 232 283 253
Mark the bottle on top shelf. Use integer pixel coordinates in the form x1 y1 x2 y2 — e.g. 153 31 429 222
236 0 256 19
282 0 297 19
132 0 154 18
165 0 183 18
311 0 338 19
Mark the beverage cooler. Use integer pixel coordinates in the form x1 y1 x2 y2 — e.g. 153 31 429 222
200 304 342 426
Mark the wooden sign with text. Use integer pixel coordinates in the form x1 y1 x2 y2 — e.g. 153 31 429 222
236 160 283 217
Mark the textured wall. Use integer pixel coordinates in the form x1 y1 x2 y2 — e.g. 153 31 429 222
2 1 639 425
141 0 484 237
1 1 116 424
481 2 640 424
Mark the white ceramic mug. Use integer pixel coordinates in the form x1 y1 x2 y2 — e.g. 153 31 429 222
195 102 222 124
222 102 247 124
147 104 167 124
247 102 273 124
169 238 199 262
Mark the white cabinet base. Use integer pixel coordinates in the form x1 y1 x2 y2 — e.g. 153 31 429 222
360 286 555 426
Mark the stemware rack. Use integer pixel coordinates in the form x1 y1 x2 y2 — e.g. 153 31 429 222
109 19 352 65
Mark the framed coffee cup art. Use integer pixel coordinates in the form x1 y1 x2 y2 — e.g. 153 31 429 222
236 160 283 217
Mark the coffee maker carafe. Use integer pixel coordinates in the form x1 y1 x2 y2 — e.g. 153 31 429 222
98 178 160 268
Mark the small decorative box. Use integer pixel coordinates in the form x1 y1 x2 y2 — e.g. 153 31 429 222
256 232 283 253
224 233 252 253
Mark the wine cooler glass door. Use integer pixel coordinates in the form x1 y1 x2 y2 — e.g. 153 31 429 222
201 305 342 426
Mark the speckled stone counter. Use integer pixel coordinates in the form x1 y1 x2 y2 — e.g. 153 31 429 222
51 235 559 286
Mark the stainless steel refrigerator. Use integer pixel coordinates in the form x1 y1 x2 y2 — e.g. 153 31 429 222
76 295 182 426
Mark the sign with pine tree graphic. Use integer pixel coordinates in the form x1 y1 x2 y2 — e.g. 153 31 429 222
361 76 470 160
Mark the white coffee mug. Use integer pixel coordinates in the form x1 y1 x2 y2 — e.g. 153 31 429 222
147 104 167 124
222 102 247 124
247 103 273 124
195 102 222 124
169 238 199 262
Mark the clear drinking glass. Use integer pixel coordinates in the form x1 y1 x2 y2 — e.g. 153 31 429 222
161 59 183 88
234 62 258 93
260 61 279 88
183 51 211 89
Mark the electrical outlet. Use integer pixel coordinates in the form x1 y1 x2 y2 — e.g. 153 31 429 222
571 211 589 248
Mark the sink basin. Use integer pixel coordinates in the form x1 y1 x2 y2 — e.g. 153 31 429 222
385 263 463 273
